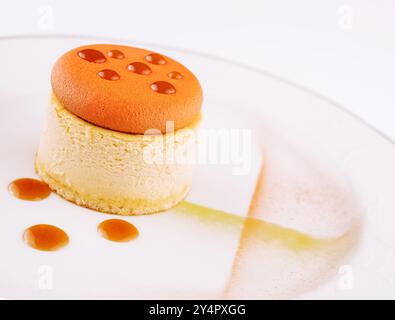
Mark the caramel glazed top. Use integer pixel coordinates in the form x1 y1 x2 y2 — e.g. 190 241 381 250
51 44 203 134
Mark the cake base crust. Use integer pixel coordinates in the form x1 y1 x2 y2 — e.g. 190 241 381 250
36 159 190 215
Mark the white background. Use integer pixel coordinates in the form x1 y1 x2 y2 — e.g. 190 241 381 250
1 0 394 139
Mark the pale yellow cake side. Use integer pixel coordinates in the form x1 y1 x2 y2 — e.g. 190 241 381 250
35 94 200 215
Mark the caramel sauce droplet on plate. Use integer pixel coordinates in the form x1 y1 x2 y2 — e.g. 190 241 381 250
8 178 51 201
98 219 139 242
77 49 106 63
23 224 69 252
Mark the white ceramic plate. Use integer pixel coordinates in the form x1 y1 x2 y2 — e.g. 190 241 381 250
0 35 394 299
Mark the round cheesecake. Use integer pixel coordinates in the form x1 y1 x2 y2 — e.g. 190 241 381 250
36 44 203 215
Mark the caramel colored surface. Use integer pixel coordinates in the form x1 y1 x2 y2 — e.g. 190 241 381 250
98 219 139 242
8 178 51 201
23 224 69 251
51 44 203 134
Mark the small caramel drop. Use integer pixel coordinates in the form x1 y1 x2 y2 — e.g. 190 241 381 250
150 81 176 94
108 50 125 59
8 178 51 201
77 49 106 63
145 53 166 65
168 71 183 80
23 224 69 252
98 219 139 243
127 62 152 75
98 69 120 81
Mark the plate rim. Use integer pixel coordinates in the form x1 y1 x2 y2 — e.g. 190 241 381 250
1 32 394 148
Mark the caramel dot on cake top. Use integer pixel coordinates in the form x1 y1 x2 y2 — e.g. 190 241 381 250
145 53 167 65
107 49 125 59
168 71 183 80
151 81 176 94
51 44 203 134
77 49 106 63
98 69 120 81
127 62 152 75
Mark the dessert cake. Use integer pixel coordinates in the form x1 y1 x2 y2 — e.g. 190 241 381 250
36 44 203 215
